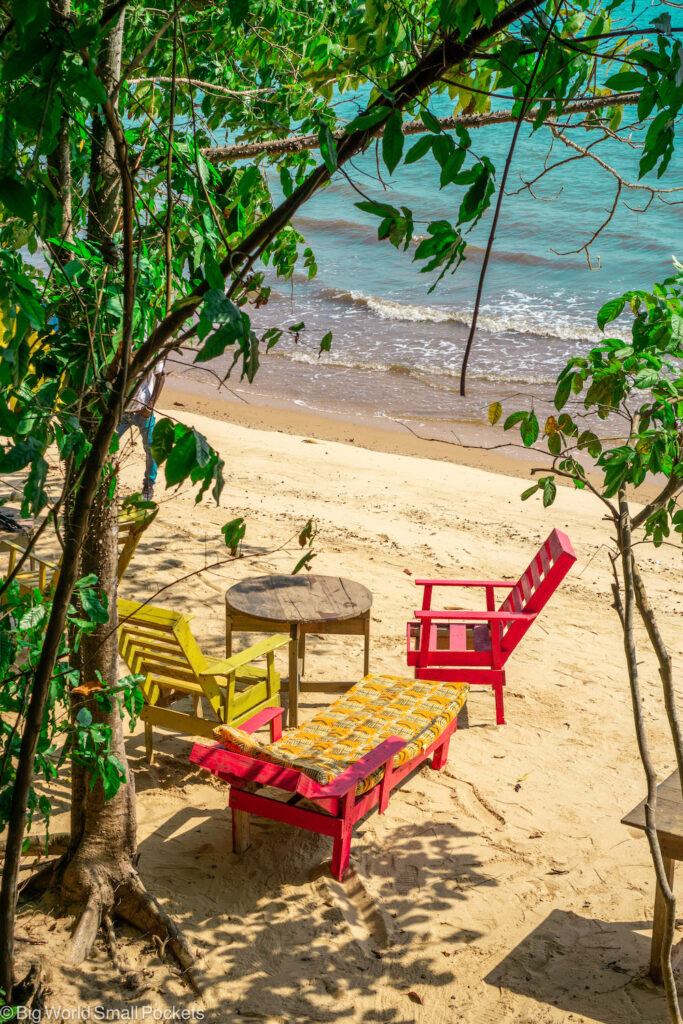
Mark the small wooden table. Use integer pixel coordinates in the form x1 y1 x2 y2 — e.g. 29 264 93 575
621 770 683 983
225 574 373 728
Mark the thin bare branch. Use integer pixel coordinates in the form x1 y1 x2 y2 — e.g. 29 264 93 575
618 490 682 1022
128 75 272 97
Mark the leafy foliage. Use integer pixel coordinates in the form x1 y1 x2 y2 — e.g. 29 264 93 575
492 265 683 542
0 575 142 834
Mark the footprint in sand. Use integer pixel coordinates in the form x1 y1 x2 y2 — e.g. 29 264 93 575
311 865 398 956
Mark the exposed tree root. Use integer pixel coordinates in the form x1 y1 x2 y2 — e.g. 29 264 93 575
14 838 200 996
0 833 70 857
115 869 200 994
13 961 47 1011
69 899 102 965
24 855 203 992
18 855 66 900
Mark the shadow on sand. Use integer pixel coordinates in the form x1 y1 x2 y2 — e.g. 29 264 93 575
485 906 674 1024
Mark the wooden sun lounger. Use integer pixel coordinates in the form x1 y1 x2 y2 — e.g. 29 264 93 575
190 673 468 880
406 528 576 724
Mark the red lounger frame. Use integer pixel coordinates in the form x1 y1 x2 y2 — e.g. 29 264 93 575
406 528 576 725
190 705 459 881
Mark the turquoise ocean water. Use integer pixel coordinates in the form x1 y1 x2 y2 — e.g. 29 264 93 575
189 47 683 427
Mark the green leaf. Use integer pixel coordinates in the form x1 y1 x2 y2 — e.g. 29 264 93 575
319 124 337 174
229 0 250 25
0 437 43 473
355 200 400 219
557 413 578 436
165 429 198 487
548 432 562 456
404 135 434 165
76 708 93 728
554 376 572 411
420 108 442 134
193 428 211 469
542 477 557 508
201 289 243 327
597 296 626 331
262 328 282 350
345 107 388 133
634 367 660 388
0 175 34 220
651 13 672 33
521 484 540 501
520 411 539 447
203 251 224 291
604 71 648 92
292 549 316 574
479 0 498 25
503 411 526 431
458 161 494 226
488 401 502 425
638 85 658 123
80 588 109 625
0 113 16 165
150 418 176 463
319 331 332 354
221 516 246 554
608 106 623 132
17 605 46 630
195 322 246 363
382 109 404 175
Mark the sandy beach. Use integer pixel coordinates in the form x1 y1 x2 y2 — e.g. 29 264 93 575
16 400 682 1023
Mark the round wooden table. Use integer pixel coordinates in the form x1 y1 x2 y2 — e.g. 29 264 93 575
225 574 373 727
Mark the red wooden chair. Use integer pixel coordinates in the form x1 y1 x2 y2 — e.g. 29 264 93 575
406 528 576 725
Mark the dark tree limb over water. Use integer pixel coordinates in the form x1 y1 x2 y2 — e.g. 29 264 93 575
201 92 640 163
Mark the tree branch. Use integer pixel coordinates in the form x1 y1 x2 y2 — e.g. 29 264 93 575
631 558 683 786
617 490 682 1022
632 474 683 529
459 0 562 395
201 91 640 164
129 75 272 97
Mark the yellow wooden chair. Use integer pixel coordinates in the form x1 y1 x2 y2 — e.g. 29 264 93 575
0 538 57 596
0 505 158 596
118 598 291 763
116 505 158 581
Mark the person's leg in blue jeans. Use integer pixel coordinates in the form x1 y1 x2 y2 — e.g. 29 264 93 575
116 412 158 499
139 412 157 499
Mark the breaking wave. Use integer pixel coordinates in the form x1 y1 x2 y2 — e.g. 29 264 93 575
313 286 620 342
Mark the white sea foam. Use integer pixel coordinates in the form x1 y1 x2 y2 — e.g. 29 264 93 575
270 346 555 386
320 286 624 343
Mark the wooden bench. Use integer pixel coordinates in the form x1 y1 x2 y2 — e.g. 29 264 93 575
190 673 468 880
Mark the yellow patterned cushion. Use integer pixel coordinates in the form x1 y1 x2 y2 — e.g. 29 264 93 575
214 673 468 796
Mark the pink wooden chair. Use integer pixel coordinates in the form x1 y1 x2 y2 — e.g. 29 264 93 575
406 528 576 725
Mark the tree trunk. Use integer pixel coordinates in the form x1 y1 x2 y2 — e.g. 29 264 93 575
62 478 138 962
87 1 125 264
56 3 196 978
